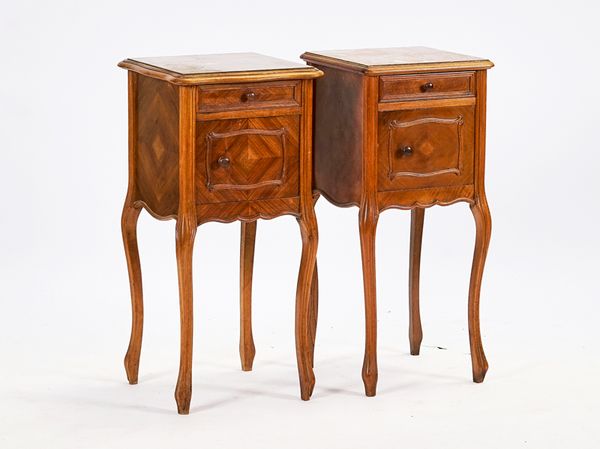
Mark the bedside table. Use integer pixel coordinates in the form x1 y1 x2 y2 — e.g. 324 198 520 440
118 53 322 414
301 47 493 396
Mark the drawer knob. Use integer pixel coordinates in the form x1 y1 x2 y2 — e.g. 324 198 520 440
421 82 434 92
400 146 414 156
242 91 256 102
218 155 231 168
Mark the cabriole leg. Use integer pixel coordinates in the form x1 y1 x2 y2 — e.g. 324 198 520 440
409 208 425 356
122 203 143 384
359 206 379 397
239 220 257 371
174 218 196 414
295 211 318 400
468 197 491 383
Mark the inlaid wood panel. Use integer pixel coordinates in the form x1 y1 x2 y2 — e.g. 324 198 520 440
195 115 300 204
135 75 179 218
206 127 286 191
377 105 475 191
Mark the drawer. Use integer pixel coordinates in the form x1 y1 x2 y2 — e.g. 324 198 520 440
195 115 300 203
379 72 474 102
377 105 475 191
198 81 301 113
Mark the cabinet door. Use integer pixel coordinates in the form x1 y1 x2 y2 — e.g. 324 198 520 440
196 115 300 203
377 105 475 191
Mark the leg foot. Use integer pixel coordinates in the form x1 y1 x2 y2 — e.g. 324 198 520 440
469 197 491 383
122 204 143 385
174 218 196 414
239 221 257 372
359 206 378 397
295 213 318 400
409 208 425 356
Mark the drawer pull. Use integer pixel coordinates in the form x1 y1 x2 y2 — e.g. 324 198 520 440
242 91 256 102
218 155 231 168
400 146 414 156
421 82 434 92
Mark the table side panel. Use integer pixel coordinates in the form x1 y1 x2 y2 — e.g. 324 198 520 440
134 75 180 218
311 65 364 206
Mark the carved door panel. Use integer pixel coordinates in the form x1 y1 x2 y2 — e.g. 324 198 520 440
196 116 300 203
377 105 475 191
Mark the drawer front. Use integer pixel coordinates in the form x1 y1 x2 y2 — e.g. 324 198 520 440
198 81 301 113
196 115 300 203
377 106 475 191
380 72 474 102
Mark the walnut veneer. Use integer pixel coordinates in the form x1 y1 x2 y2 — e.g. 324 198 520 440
118 53 322 414
301 47 494 396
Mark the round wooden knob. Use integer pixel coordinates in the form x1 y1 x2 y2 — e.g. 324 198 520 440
218 155 231 167
242 92 256 102
421 82 434 92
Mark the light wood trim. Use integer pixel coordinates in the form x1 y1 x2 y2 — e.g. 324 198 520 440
301 52 494 75
118 59 323 85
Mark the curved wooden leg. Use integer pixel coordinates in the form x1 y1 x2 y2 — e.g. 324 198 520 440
359 206 379 397
308 262 319 368
409 208 425 356
469 197 491 383
295 211 318 400
239 220 257 371
174 218 196 415
308 194 320 369
122 203 143 385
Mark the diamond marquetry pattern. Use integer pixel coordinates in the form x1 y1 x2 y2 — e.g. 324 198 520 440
377 105 474 191
206 128 286 190
196 116 300 204
135 76 180 217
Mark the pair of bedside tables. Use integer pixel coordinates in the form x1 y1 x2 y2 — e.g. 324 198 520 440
118 47 493 414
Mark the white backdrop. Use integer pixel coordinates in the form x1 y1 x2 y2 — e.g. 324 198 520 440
1 1 599 448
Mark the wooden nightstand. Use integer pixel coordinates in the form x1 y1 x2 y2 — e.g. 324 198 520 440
118 53 322 414
301 47 493 396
